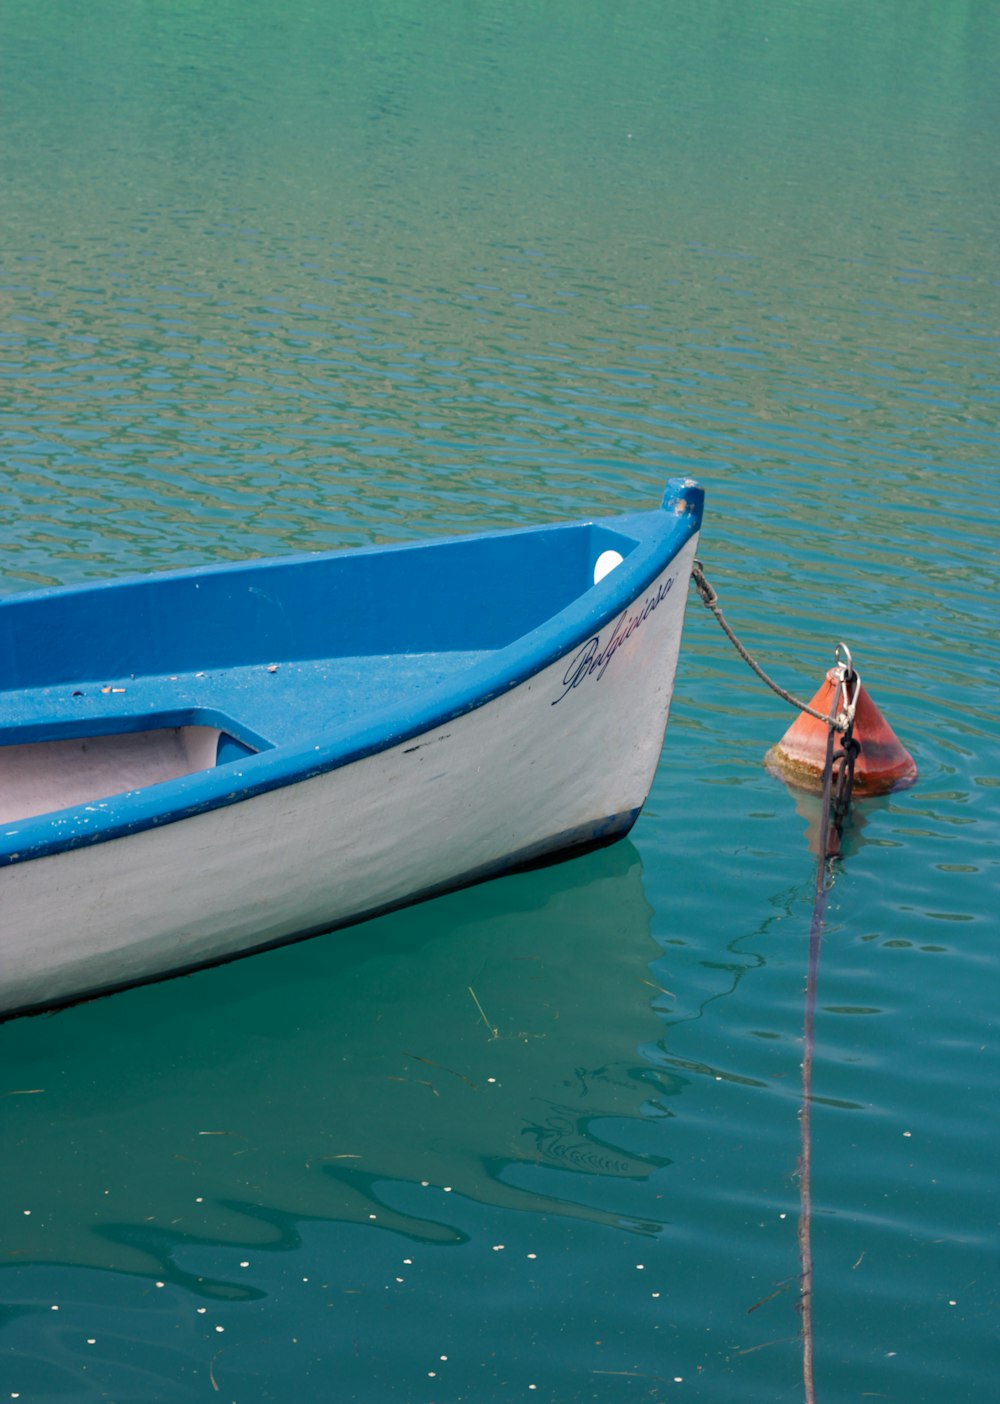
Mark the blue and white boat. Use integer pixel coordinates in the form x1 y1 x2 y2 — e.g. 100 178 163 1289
0 479 703 1020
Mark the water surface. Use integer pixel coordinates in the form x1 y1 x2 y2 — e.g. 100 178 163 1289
2 3 998 1401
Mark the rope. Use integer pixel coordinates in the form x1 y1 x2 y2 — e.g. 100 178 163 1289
797 709 838 1404
797 676 857 1403
688 556 866 1397
690 561 852 733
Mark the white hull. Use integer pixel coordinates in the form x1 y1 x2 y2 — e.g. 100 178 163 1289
1 542 697 1018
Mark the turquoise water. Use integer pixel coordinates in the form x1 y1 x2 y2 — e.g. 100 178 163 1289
2 2 998 1400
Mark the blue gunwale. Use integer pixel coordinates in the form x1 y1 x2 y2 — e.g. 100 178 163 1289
0 481 702 866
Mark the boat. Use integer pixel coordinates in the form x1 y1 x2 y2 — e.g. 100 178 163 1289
0 478 703 1021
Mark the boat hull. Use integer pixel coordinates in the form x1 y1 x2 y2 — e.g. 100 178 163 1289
1 541 696 1019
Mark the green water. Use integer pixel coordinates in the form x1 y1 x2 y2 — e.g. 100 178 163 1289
1 2 998 1400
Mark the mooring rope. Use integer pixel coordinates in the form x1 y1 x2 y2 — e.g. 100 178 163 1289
688 562 862 1401
797 711 836 1404
690 561 854 733
797 670 857 1403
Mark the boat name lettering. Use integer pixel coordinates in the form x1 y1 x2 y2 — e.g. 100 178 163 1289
552 577 674 704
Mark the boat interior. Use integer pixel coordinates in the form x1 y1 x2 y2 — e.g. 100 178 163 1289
0 650 493 824
0 522 640 824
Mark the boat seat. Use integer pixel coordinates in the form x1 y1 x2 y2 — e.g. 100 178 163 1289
0 649 494 820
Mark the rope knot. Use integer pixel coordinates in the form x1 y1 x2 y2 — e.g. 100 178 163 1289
691 560 718 607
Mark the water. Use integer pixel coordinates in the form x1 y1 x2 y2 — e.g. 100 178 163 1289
1 2 998 1400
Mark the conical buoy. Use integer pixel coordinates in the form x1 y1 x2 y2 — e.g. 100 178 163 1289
766 667 917 796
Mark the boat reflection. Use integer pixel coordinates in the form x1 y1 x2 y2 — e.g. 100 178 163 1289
2 842 675 1280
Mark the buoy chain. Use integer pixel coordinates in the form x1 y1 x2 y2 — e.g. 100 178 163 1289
689 561 851 732
830 732 860 839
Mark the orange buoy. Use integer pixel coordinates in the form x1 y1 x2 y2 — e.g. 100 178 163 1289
765 666 917 796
